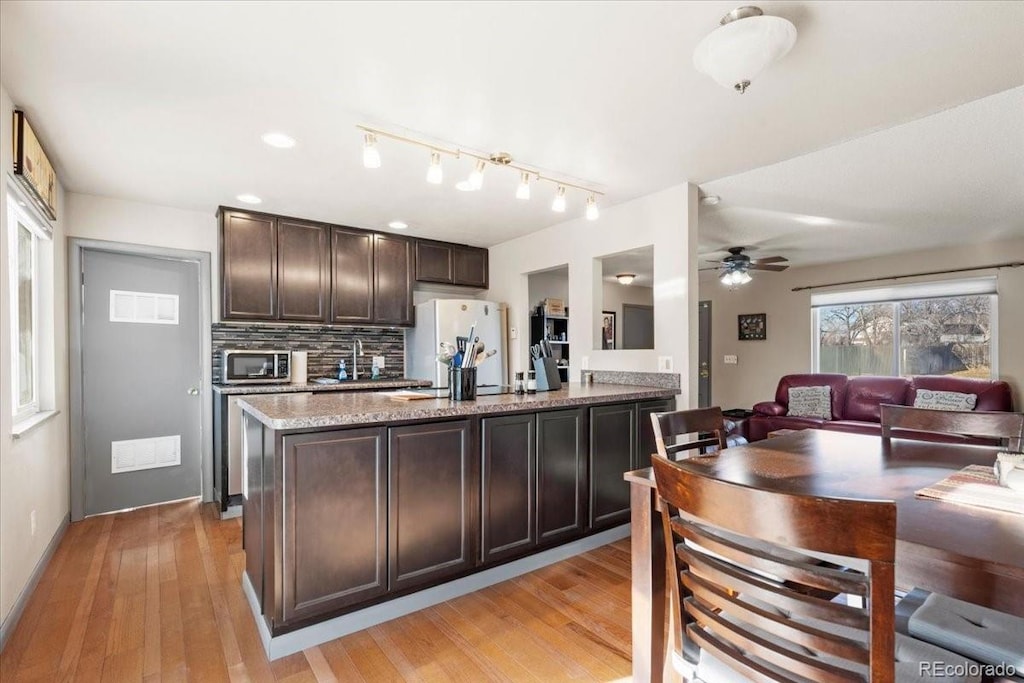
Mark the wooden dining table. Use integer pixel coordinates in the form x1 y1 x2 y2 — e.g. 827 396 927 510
624 428 1024 683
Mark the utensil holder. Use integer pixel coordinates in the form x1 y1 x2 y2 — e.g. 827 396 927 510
532 357 562 392
448 367 477 401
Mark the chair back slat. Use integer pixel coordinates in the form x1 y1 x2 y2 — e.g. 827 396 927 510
651 407 728 460
653 455 897 683
880 404 1024 450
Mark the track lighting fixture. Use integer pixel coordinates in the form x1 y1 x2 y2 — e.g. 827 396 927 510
552 186 567 213
426 152 443 184
355 124 604 218
516 172 531 200
362 133 381 169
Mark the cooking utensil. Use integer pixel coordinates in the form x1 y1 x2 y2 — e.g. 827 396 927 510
530 344 542 360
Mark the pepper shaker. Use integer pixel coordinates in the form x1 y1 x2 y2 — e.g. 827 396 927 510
514 371 526 395
526 370 537 394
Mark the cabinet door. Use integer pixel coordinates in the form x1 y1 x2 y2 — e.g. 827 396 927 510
415 240 453 284
389 421 476 592
481 414 535 563
278 219 328 322
589 403 637 529
636 398 675 469
330 226 374 323
374 234 414 325
537 408 586 544
280 427 387 624
452 246 488 288
221 211 277 320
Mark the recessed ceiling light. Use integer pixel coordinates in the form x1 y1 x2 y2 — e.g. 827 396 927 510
261 132 296 148
388 220 409 230
701 194 721 206
236 194 262 204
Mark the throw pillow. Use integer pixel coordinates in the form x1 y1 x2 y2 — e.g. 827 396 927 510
788 386 832 419
913 390 978 411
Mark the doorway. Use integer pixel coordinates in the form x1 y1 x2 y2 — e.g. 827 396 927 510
698 300 711 408
69 240 212 520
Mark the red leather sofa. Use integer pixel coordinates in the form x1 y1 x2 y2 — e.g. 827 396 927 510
746 374 1014 442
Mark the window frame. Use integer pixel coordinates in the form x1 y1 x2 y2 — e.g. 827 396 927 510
7 189 48 424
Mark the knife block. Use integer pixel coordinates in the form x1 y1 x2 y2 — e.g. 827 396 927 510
532 357 562 392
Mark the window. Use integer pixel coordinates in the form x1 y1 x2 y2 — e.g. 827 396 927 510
813 279 996 378
7 188 52 424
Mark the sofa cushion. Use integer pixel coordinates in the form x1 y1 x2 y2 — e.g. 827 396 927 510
909 376 1013 412
913 389 977 411
753 401 786 416
787 386 832 419
775 374 848 419
844 376 911 422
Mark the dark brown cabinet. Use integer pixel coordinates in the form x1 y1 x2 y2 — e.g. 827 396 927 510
389 421 477 592
373 234 414 325
221 211 277 320
280 427 388 624
536 408 586 544
414 239 489 289
589 403 637 529
481 414 536 563
330 226 374 323
278 219 329 322
636 398 675 469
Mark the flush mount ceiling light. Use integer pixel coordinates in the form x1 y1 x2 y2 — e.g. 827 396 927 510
236 193 262 204
355 124 604 219
693 6 797 94
387 220 409 230
261 132 296 149
700 194 721 206
616 273 636 285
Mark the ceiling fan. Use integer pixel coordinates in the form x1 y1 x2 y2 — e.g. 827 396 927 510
701 247 789 285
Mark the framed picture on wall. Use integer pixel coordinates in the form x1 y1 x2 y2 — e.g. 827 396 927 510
738 313 767 341
12 111 58 221
601 311 616 349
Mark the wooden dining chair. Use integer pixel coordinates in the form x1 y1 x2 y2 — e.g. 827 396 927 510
651 455 980 683
650 407 728 461
880 404 1024 451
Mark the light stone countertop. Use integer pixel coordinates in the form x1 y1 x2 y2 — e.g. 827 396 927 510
237 383 678 430
212 378 432 395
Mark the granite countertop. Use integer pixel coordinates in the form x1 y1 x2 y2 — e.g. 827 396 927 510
238 382 678 430
212 378 432 395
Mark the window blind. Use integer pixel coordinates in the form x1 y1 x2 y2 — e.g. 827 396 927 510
810 277 997 308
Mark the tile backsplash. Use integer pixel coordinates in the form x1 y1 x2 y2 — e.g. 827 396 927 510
212 323 405 382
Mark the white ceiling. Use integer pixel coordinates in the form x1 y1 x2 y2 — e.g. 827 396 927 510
1 1 1022 248
601 246 655 287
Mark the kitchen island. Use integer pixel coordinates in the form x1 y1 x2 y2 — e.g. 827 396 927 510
237 382 677 658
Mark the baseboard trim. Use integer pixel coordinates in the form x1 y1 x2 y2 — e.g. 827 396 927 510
243 524 631 660
0 513 70 652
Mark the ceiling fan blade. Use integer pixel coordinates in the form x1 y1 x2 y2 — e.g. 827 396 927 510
698 266 722 272
751 256 788 265
749 263 789 272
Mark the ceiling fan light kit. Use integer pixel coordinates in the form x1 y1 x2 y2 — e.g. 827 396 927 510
707 246 790 286
693 6 797 94
355 124 604 220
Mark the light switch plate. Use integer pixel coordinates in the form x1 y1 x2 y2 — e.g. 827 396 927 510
658 356 674 372
724 355 738 365
373 355 385 368
509 327 518 340
581 356 590 370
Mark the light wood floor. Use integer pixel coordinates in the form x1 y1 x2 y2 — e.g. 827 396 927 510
0 500 634 682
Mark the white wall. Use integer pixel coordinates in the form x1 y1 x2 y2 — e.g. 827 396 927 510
527 267 569 313
486 182 699 406
601 281 654 349
0 85 70 628
699 237 1024 410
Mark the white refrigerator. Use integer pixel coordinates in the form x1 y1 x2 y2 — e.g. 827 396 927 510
406 299 505 388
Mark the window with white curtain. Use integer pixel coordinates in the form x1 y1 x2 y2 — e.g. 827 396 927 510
812 278 997 379
7 186 53 424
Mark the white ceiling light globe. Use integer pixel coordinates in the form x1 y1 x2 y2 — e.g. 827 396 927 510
693 8 797 93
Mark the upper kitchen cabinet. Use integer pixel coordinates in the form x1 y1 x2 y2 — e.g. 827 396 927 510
221 210 278 320
330 226 374 324
414 239 489 289
373 234 414 326
278 219 329 322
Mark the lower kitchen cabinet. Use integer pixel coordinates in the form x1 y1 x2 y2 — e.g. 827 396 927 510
636 398 675 469
536 408 586 543
481 414 536 563
589 403 637 528
389 421 477 592
280 427 387 623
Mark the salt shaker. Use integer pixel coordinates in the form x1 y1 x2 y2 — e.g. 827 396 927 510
514 371 526 395
526 370 537 394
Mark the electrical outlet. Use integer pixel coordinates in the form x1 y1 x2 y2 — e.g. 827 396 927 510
581 356 590 370
373 355 385 369
30 510 37 536
658 356 674 372
509 327 518 340
724 355 738 365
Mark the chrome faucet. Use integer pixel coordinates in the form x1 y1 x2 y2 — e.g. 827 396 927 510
352 339 364 381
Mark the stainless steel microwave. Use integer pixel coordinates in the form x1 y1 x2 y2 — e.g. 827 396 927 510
221 350 291 384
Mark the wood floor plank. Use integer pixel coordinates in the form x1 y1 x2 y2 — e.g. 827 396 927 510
3 499 638 682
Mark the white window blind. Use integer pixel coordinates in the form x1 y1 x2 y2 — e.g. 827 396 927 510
810 277 997 308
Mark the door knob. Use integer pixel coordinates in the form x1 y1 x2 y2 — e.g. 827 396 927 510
188 387 200 396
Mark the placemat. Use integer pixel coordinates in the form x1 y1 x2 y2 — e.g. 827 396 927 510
915 465 1024 515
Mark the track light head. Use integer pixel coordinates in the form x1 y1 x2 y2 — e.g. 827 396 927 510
516 172 531 200
426 151 443 184
552 185 567 213
586 195 599 221
468 160 486 190
362 133 381 169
